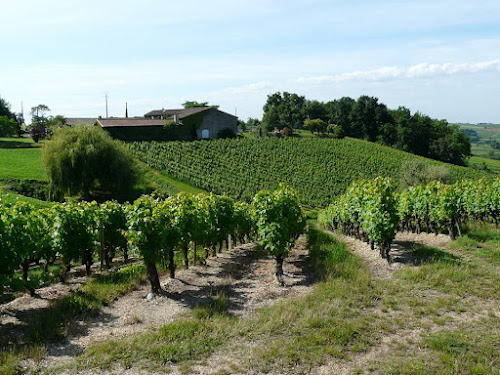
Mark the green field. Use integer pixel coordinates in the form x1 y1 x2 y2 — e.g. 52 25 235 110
130 137 490 207
0 145 46 181
469 156 500 174
457 123 500 159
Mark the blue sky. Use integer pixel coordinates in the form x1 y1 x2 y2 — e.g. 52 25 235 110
1 0 500 123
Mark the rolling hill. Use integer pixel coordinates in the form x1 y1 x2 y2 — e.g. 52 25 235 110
129 137 490 207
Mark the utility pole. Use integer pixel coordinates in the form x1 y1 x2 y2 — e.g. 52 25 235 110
104 92 109 118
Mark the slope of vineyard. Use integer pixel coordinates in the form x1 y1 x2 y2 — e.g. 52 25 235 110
130 137 489 207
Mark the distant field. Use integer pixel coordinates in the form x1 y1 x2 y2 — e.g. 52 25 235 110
457 124 500 159
469 156 500 174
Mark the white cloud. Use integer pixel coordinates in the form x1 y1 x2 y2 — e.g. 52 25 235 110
291 60 500 85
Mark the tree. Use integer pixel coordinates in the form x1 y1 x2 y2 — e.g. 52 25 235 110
42 125 138 201
30 104 51 142
0 96 20 136
48 115 67 131
262 92 307 130
304 100 327 121
327 123 344 138
182 101 219 109
304 118 327 134
246 118 260 129
0 116 18 137
0 96 16 120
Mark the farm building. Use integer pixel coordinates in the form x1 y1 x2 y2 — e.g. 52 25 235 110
144 106 238 140
67 107 238 142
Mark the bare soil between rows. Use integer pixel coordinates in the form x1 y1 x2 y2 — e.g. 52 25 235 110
1 236 315 370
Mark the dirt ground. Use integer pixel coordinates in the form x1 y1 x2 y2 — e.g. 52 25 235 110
1 236 315 371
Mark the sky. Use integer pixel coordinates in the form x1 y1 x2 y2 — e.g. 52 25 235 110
1 0 500 123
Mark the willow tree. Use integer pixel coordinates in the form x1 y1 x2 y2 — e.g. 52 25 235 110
42 125 137 201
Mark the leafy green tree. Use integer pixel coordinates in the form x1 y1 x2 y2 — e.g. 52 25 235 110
42 125 138 201
48 115 67 131
325 97 355 135
0 96 16 120
262 92 307 130
246 118 260 129
0 116 18 137
182 101 219 109
30 104 51 142
304 118 327 134
327 123 344 138
305 100 327 121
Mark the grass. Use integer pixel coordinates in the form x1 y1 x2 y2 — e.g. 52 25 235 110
469 155 500 173
0 137 41 148
0 189 52 208
0 147 45 181
135 160 206 196
0 264 147 374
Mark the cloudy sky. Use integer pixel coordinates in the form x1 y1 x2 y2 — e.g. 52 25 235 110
1 0 500 123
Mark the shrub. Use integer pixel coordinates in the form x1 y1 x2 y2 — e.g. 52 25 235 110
217 128 236 139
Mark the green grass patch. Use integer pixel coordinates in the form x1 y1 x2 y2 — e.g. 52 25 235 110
0 188 52 208
79 319 228 371
452 223 500 264
412 244 462 265
193 293 230 319
0 147 45 181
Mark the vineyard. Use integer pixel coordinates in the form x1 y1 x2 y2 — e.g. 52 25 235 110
320 177 500 260
0 186 304 297
129 137 488 207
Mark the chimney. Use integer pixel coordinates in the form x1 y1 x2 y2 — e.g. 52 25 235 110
125 102 128 118
173 114 179 123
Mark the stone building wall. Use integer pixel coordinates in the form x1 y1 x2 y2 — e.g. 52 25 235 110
196 108 238 139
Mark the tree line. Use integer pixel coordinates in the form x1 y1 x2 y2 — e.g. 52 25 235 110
261 92 471 166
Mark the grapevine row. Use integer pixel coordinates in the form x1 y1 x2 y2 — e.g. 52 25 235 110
0 186 305 295
320 177 500 261
128 138 487 207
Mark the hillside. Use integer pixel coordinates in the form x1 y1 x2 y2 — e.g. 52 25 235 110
0 137 204 202
129 137 490 207
457 123 500 160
